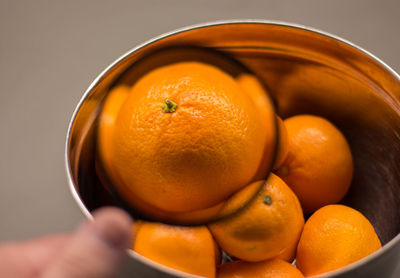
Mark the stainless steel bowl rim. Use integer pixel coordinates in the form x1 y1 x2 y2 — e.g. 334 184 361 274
65 19 400 278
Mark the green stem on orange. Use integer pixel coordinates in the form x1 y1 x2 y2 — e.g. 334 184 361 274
161 99 178 113
263 195 273 206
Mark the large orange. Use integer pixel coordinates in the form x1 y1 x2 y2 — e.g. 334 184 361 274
97 82 224 225
209 174 304 262
98 85 184 221
132 221 219 278
217 259 304 278
276 115 353 213
296 204 381 277
108 62 273 213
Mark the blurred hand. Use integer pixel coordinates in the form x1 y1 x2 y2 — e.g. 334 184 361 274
0 207 133 278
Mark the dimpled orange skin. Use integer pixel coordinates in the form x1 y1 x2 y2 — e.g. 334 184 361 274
217 259 304 278
98 85 186 221
276 115 353 213
112 62 270 213
133 222 219 278
98 84 226 224
296 204 381 277
209 174 304 262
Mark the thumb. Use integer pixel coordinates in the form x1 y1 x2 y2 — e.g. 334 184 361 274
41 207 133 278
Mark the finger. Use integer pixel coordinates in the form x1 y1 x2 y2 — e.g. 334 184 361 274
41 207 133 278
23 235 71 272
0 235 70 278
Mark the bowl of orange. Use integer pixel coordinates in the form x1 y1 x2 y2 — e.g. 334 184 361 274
66 20 400 277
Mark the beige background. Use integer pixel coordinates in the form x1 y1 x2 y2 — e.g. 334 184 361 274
0 0 399 276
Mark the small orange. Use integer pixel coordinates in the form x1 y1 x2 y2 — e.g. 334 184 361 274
296 204 381 277
274 116 289 169
236 73 280 174
217 259 304 278
276 115 353 213
133 221 219 278
236 74 270 116
275 238 298 263
98 85 130 179
107 62 274 213
130 220 143 249
209 174 304 262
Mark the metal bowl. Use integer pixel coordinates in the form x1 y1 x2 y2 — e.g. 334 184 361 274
65 20 400 278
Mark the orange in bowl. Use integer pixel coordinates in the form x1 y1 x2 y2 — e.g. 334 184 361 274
209 174 304 262
296 204 381 276
217 258 304 278
101 61 273 214
276 115 353 213
133 221 220 278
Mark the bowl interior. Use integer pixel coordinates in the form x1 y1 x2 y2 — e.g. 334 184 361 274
67 22 400 260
